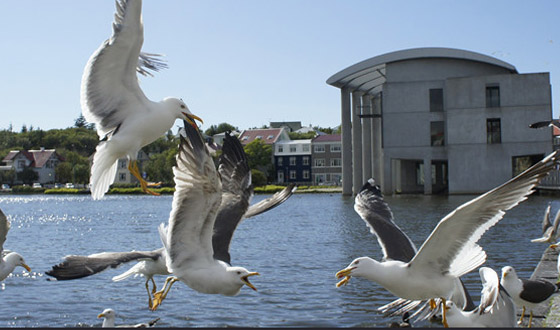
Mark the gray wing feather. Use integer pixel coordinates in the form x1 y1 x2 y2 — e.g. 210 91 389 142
212 132 253 264
354 178 417 262
244 183 297 219
45 248 163 280
0 209 9 256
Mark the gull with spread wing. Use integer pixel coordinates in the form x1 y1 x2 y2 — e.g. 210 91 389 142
81 0 202 199
336 150 560 327
0 208 31 282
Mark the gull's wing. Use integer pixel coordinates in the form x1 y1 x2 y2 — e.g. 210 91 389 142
212 132 252 264
165 122 222 269
0 209 9 256
80 0 157 137
45 248 164 280
531 203 553 243
244 183 297 219
529 120 560 129
409 150 560 277
477 267 516 327
353 178 417 262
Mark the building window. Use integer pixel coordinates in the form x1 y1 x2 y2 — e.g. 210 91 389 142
267 135 274 140
330 144 341 152
430 121 445 146
330 158 341 167
119 173 126 181
314 159 325 167
302 156 309 166
255 135 262 140
289 170 297 179
289 157 296 166
487 118 501 144
303 170 310 179
314 145 325 153
290 146 297 152
242 136 249 141
512 154 544 177
120 159 127 168
277 157 283 166
315 174 325 184
486 85 500 108
429 88 444 112
416 162 424 186
302 145 310 152
278 145 283 152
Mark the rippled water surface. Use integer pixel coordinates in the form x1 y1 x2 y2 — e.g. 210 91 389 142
0 192 557 327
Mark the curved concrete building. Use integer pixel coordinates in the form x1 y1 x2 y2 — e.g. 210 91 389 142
327 47 553 195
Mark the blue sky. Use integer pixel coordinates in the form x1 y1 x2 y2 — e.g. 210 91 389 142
1 0 558 133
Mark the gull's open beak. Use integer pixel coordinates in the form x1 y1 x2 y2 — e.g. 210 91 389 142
551 244 559 249
97 313 105 319
182 112 203 129
335 267 356 287
241 272 260 291
22 263 31 272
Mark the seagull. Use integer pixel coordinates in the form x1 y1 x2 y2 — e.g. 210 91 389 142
44 181 294 309
445 267 517 328
45 248 169 309
531 203 560 244
149 123 264 310
500 265 560 327
0 208 31 282
81 0 203 200
97 308 160 328
335 149 560 327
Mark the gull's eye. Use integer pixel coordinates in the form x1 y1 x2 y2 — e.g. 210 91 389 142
180 104 186 109
237 271 241 275
354 260 359 265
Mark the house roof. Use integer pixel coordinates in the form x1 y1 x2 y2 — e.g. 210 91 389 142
2 149 63 168
313 134 341 142
238 128 285 145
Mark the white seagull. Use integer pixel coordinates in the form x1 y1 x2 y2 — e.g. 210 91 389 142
336 150 560 327
445 267 517 328
500 265 560 327
0 208 31 282
81 0 202 200
531 203 560 244
149 123 262 310
97 308 160 328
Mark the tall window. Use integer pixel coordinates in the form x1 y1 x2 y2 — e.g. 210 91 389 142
289 157 296 166
512 154 543 177
429 88 444 112
314 159 325 167
289 170 297 179
430 121 445 146
303 170 310 179
302 156 309 166
277 157 283 166
486 85 500 107
278 145 283 153
487 118 501 144
330 158 341 167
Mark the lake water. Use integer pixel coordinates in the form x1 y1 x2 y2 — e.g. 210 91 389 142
0 192 557 327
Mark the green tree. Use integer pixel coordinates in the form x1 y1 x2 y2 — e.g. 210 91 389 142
204 123 238 137
55 162 72 184
250 169 267 186
288 131 316 140
243 139 273 182
144 148 178 184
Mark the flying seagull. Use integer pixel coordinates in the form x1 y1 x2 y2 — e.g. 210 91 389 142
529 120 560 129
150 122 261 310
81 0 202 199
500 265 560 327
0 208 31 282
336 149 560 327
97 308 160 328
445 267 516 328
531 203 560 244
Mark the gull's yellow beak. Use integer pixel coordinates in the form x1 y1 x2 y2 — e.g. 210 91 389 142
182 112 203 129
335 267 356 287
241 272 260 291
97 313 105 319
551 244 559 249
22 263 31 272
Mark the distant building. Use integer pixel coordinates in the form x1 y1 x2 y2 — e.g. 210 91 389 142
274 139 312 184
270 121 302 132
1 148 64 184
238 128 290 146
327 47 553 195
311 135 342 185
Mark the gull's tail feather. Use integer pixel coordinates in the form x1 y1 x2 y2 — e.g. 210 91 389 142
112 263 142 282
90 142 118 200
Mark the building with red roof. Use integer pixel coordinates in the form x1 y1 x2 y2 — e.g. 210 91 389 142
1 148 64 185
